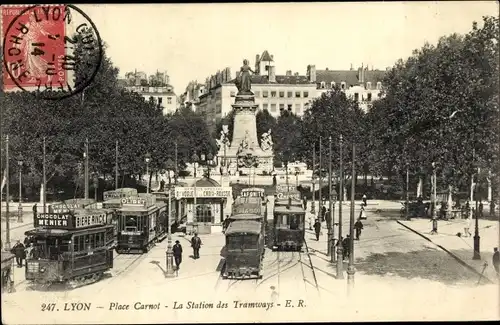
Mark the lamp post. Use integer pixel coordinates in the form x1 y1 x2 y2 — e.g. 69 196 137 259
17 156 23 223
336 134 344 279
430 162 438 234
318 137 323 222
347 143 356 290
327 136 334 259
473 166 481 260
311 145 316 214
165 167 175 277
145 153 151 194
84 138 89 199
192 153 199 228
4 135 11 250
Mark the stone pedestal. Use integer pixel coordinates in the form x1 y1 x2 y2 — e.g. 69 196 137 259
217 92 273 175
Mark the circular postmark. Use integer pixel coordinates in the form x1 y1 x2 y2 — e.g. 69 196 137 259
2 4 103 100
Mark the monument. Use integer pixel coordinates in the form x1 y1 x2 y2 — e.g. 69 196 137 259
216 59 274 175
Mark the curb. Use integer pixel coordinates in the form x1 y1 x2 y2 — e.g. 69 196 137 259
396 220 494 285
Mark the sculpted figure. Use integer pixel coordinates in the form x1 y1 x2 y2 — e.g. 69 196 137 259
261 129 273 151
235 59 255 94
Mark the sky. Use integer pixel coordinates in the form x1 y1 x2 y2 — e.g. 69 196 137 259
78 2 499 93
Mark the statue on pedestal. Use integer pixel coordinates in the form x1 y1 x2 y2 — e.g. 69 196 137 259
235 59 255 95
260 129 273 152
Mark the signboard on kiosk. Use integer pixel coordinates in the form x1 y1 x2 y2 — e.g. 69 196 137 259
174 186 232 199
103 188 137 201
120 195 156 208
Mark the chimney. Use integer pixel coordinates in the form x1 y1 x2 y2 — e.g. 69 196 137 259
307 65 316 83
269 66 276 83
286 70 292 76
255 54 260 75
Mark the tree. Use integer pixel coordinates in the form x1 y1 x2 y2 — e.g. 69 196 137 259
273 110 302 167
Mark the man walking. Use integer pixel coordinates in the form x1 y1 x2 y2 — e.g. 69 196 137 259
463 215 472 237
342 235 351 260
172 240 183 271
313 219 322 241
492 247 499 277
354 218 364 240
11 240 26 267
191 233 202 259
362 194 367 207
302 196 308 211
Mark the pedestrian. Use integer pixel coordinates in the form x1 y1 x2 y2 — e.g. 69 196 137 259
342 235 351 260
359 206 367 220
492 247 499 277
313 219 322 241
362 194 367 206
172 240 183 271
354 218 364 240
430 217 438 235
32 203 37 219
463 215 472 237
490 201 496 218
191 233 202 259
308 213 313 230
11 240 26 267
159 179 165 192
302 196 308 210
222 215 231 233
321 205 327 222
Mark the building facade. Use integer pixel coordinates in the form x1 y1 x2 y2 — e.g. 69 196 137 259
120 70 179 115
193 50 387 130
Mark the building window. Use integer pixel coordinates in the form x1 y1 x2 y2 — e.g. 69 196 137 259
366 82 372 90
287 104 292 110
263 103 269 110
279 91 285 98
303 91 309 98
367 93 372 102
295 91 301 98
341 82 346 90
271 91 277 98
158 97 163 105
255 91 260 98
377 82 382 90
167 97 172 104
230 91 236 97
279 103 285 111
263 91 269 98
320 82 325 89
295 103 301 114
287 91 293 98
354 93 359 102
270 103 277 112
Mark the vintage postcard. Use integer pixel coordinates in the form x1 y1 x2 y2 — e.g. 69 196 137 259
1 2 499 324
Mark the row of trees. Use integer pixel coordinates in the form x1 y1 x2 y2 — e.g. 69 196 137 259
0 29 215 199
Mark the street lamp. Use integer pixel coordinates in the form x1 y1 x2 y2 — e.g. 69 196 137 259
473 166 481 260
17 155 23 223
165 166 175 277
336 134 344 279
327 136 334 259
145 153 151 194
192 153 200 227
347 143 356 290
430 162 438 235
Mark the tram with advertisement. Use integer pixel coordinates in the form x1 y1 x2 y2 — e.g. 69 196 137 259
116 194 168 254
24 210 115 285
272 184 306 251
223 196 266 279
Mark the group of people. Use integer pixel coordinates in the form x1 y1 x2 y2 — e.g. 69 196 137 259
170 233 203 273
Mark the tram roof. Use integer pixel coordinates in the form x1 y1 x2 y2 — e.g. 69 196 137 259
274 205 305 214
25 225 114 237
229 214 263 220
118 202 166 212
225 220 262 235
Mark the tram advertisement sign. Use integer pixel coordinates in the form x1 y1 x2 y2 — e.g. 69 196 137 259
232 204 261 215
174 187 232 199
276 184 298 193
35 213 107 229
275 191 301 200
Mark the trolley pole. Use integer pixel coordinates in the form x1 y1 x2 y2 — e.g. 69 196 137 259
84 138 89 199
115 140 118 190
311 146 316 214
43 137 46 214
327 136 334 259
336 134 344 279
347 143 356 291
318 137 323 222
5 135 11 250
166 186 175 277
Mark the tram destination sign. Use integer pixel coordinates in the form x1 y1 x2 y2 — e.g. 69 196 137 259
175 187 232 199
35 213 108 229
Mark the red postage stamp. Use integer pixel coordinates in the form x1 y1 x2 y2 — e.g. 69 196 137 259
2 5 68 92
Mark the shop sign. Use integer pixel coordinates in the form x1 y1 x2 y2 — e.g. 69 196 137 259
175 187 232 199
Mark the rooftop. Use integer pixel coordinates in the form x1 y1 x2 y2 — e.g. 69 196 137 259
225 220 262 235
316 69 386 86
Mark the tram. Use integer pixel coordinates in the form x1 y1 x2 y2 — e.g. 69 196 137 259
272 198 306 251
116 194 168 254
223 196 266 279
24 210 115 285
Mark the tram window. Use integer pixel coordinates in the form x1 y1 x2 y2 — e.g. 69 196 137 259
126 216 138 230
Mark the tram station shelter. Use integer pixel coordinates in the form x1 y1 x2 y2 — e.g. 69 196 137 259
174 177 232 234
